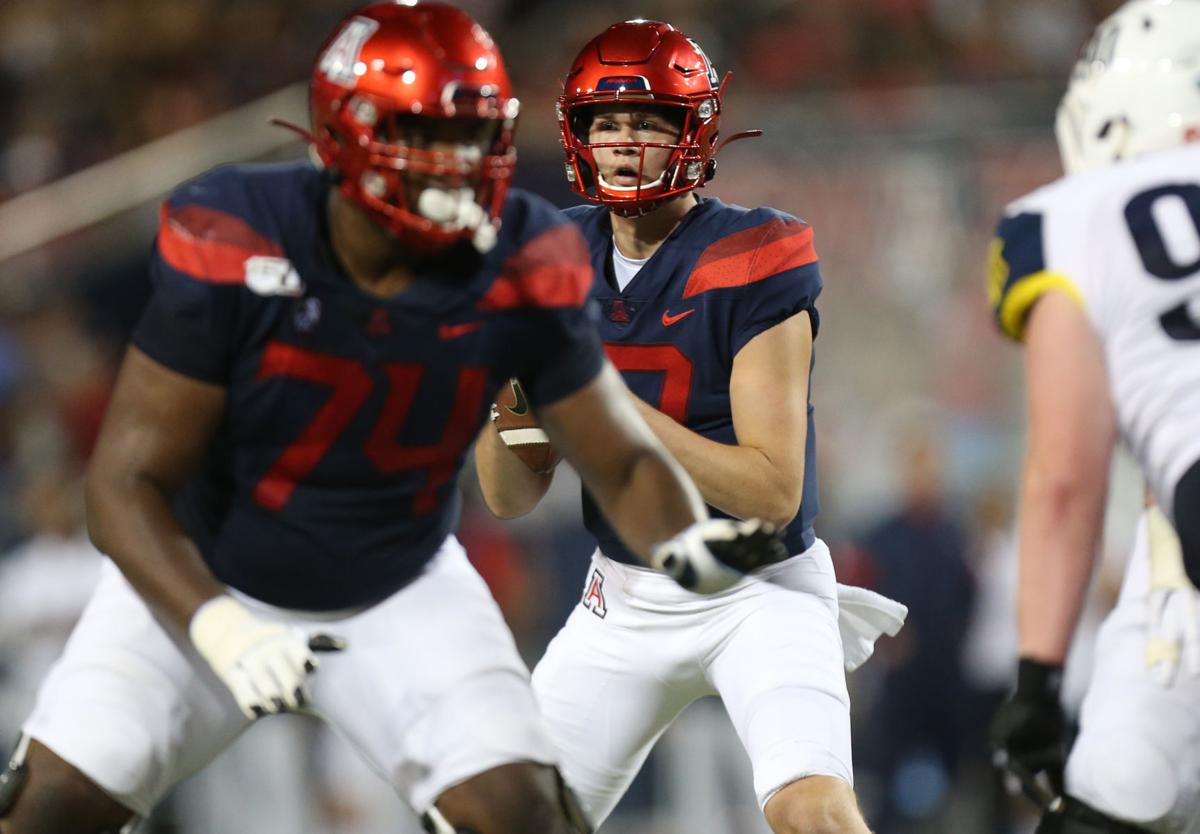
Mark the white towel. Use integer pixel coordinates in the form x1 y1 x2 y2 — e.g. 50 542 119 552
836 583 908 672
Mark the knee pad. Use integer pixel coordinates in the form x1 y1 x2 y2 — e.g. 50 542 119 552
1035 797 1150 833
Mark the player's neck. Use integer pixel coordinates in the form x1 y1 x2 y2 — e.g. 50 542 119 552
326 191 417 298
610 193 698 260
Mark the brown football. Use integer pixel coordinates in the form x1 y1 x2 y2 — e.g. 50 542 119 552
493 378 560 474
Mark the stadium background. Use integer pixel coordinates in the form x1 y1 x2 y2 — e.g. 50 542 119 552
0 1 1148 832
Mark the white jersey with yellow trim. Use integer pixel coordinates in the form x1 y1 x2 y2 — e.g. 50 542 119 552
989 144 1200 515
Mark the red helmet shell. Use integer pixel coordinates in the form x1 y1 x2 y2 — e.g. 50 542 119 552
311 2 519 252
559 21 723 215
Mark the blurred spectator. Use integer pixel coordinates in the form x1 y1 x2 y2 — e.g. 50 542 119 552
0 467 101 740
857 431 976 834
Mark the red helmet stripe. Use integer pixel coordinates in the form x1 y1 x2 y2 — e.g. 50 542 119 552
158 203 283 283
683 218 816 299
478 224 592 310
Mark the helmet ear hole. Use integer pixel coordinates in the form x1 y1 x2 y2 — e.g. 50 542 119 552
569 106 594 144
704 158 717 182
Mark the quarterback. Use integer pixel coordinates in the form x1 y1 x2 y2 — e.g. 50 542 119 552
0 5 786 834
476 20 906 834
988 1 1200 832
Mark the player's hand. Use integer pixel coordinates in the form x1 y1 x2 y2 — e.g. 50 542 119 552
189 595 346 720
990 658 1066 813
1144 505 1200 687
651 518 787 594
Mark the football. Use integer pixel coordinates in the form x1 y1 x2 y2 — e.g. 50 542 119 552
493 378 560 474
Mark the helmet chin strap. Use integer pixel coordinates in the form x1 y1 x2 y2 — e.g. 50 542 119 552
597 172 666 193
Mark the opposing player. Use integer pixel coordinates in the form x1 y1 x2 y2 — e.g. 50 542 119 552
475 20 906 834
988 1 1200 830
0 6 787 834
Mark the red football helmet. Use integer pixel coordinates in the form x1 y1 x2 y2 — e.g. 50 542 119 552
309 2 519 253
559 21 747 216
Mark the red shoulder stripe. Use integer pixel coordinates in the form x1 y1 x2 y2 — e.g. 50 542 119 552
682 218 817 300
157 202 284 283
478 223 592 311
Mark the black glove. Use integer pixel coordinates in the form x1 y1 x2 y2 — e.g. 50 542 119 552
989 658 1067 812
652 519 788 593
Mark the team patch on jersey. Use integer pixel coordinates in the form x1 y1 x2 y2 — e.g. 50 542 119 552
158 203 284 284
989 211 1083 341
477 223 592 311
582 567 608 618
245 256 304 297
682 217 816 299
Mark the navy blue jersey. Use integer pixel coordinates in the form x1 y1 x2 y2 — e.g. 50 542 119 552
132 161 603 609
567 198 822 565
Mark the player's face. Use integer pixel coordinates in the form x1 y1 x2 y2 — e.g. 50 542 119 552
587 105 682 188
382 115 499 191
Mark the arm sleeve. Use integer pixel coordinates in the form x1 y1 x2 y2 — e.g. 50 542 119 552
988 210 1084 342
487 214 606 408
521 304 606 408
130 202 245 385
731 261 823 356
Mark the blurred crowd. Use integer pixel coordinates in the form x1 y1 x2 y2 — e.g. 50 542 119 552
0 0 1127 201
0 1 1146 833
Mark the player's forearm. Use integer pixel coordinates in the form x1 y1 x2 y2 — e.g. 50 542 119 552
1015 464 1109 664
473 425 553 519
635 401 802 527
590 444 707 561
541 363 708 560
85 471 224 631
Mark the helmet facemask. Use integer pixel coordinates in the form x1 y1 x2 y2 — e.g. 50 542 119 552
561 100 708 217
320 99 516 254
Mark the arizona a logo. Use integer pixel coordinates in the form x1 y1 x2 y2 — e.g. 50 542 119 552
318 17 380 86
582 568 608 619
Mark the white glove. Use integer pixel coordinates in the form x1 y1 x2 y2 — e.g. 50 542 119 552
651 518 787 594
1144 506 1200 688
190 595 343 719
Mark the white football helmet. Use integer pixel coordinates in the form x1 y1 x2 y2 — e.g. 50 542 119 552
1056 0 1200 175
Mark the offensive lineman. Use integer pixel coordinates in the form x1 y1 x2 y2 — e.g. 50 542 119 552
0 5 787 834
988 1 1200 831
475 20 906 834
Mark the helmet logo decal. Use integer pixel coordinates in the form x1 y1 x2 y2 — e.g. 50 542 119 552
318 17 380 87
596 76 651 92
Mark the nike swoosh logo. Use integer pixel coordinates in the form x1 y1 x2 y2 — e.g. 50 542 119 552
661 309 696 327
505 379 530 417
438 321 483 340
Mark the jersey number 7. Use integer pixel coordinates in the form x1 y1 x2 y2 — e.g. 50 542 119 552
605 343 693 422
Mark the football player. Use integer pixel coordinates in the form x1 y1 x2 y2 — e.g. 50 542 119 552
988 1 1200 831
0 5 787 834
475 20 906 834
